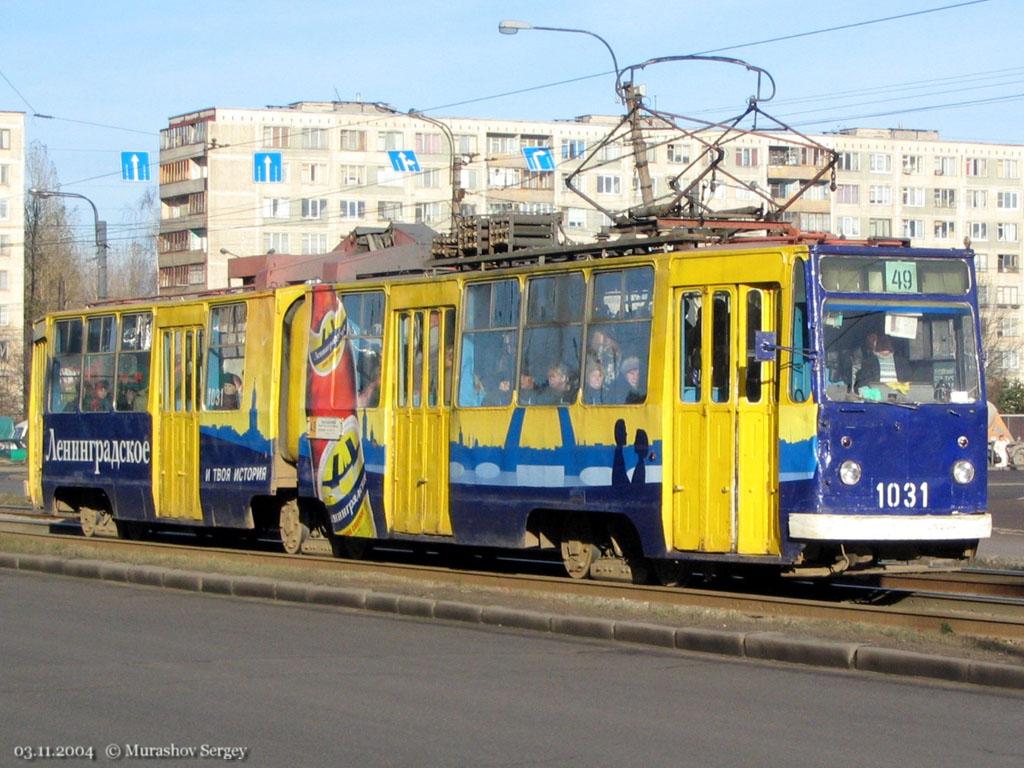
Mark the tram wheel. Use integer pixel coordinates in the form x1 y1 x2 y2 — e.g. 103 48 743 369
279 500 308 555
79 506 101 538
652 559 692 587
560 513 599 579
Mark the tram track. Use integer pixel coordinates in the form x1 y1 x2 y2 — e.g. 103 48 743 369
1 512 1023 642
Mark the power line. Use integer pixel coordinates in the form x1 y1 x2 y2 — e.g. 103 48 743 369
0 67 37 114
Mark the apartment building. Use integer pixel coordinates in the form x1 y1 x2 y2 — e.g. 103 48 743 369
0 110 25 413
158 103 1024 374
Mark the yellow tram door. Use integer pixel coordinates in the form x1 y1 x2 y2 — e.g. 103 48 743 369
671 285 779 554
154 318 204 521
390 306 455 536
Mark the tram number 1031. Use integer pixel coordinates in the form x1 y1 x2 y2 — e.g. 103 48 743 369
876 481 929 509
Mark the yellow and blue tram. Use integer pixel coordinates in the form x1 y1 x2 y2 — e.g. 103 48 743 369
28 236 990 580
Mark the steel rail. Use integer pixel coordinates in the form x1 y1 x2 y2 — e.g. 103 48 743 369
1 523 1022 641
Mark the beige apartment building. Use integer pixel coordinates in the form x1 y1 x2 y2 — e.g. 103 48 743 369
0 110 25 413
158 102 1024 374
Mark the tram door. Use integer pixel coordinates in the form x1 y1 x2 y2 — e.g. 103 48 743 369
672 285 778 554
155 318 204 521
390 307 454 536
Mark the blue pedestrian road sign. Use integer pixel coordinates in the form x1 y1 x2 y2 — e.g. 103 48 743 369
388 150 421 173
120 151 151 182
522 147 556 172
253 152 283 183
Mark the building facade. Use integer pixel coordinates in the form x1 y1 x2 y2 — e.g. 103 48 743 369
0 110 25 413
158 103 1024 375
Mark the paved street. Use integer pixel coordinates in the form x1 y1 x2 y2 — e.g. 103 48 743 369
1 569 1022 768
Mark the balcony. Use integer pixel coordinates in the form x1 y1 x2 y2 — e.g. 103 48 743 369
160 177 205 199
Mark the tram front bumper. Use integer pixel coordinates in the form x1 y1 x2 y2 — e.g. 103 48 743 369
788 512 992 541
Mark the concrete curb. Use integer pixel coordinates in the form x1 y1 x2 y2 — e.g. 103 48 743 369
3 551 1022 691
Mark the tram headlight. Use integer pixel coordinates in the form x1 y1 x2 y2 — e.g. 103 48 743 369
839 460 862 486
952 460 975 485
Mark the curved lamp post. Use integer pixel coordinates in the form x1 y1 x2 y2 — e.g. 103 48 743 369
29 187 108 300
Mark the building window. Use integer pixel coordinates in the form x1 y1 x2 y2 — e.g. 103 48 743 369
902 155 922 174
377 131 404 152
978 285 989 305
734 147 759 167
487 133 516 155
837 152 860 172
262 197 290 220
903 219 924 239
997 223 1019 242
0 164 9 186
262 232 289 253
868 153 891 173
868 218 892 238
566 207 587 229
0 234 10 257
596 174 621 194
933 188 956 208
262 126 289 148
301 233 328 254
998 159 1020 179
414 202 445 224
0 199 7 220
339 164 365 186
300 128 327 149
340 130 366 151
340 200 365 219
933 220 955 239
300 198 327 220
902 187 924 207
835 184 859 204
0 129 10 150
975 253 988 271
965 158 987 177
561 139 587 160
666 143 689 164
838 216 861 237
415 169 442 189
997 191 1019 209
996 286 1020 307
456 134 478 154
999 316 1020 337
968 189 987 208
868 185 892 205
971 222 988 241
934 156 957 176
378 201 403 221
998 253 1019 273
415 132 444 154
801 213 831 231
300 163 327 184
488 167 521 188
0 271 7 290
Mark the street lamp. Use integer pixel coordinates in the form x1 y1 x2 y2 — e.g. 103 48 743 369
407 110 464 235
498 19 655 206
28 188 108 300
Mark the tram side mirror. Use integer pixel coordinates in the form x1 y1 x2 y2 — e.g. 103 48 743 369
755 331 778 362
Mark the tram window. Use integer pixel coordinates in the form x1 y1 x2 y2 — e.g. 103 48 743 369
49 318 83 413
790 259 811 402
397 313 409 407
744 291 763 403
115 312 151 412
680 292 702 402
442 310 455 407
412 313 424 407
521 273 585 405
459 279 520 407
82 315 116 412
341 292 385 409
586 267 653 405
206 303 247 410
711 292 731 403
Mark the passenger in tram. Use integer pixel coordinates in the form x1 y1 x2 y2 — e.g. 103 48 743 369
614 357 646 404
84 380 113 412
582 360 608 405
587 328 621 383
219 373 242 410
357 352 381 408
534 362 576 405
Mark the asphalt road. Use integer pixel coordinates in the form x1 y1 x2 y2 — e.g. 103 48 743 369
1 569 1022 768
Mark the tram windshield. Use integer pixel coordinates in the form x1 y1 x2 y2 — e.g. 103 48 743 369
821 300 980 405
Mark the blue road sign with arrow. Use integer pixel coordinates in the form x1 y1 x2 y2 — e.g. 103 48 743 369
254 152 283 183
120 151 151 181
522 147 556 172
388 150 421 173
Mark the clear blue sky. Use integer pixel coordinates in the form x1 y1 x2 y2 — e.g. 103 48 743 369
3 0 1022 240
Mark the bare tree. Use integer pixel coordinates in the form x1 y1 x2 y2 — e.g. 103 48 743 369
108 187 158 300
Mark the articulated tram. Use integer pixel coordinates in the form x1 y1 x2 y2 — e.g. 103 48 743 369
28 234 990 581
